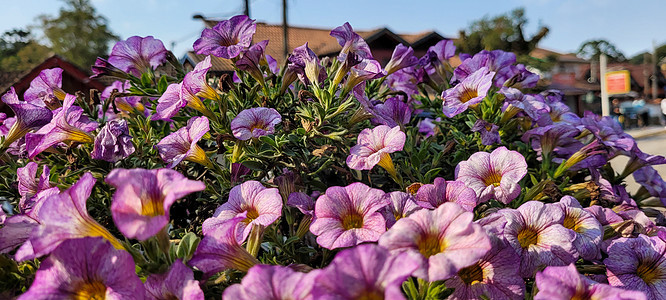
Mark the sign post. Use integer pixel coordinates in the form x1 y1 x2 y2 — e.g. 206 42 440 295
600 54 609 116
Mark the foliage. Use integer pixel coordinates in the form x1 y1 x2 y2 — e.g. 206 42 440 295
577 39 626 62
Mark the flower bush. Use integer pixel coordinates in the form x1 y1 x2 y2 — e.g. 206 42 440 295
0 15 664 299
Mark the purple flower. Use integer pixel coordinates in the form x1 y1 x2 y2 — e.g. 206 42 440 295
18 237 143 300
155 116 212 168
496 64 539 88
380 191 422 228
418 117 440 138
522 123 582 161
288 192 316 217
605 235 666 299
384 44 418 75
182 55 220 101
91 57 130 79
441 67 495 118
153 83 186 121
29 173 124 258
419 39 456 84
455 146 528 204
535 263 647 300
312 244 420 300
193 15 256 59
310 182 387 249
231 162 251 185
107 168 205 241
634 166 666 203
288 43 326 85
371 97 412 128
551 196 602 260
101 80 145 115
500 88 549 121
379 202 491 282
500 201 577 278
445 234 525 300
230 107 282 140
346 125 405 177
109 36 168 76
223 264 316 300
342 58 385 94
189 213 260 276
236 40 269 84
24 68 67 106
91 119 135 162
330 22 373 65
0 87 52 149
145 259 204 300
414 178 477 212
580 111 635 156
471 119 501 145
453 50 515 84
206 180 282 243
622 147 666 178
17 162 53 212
25 93 97 159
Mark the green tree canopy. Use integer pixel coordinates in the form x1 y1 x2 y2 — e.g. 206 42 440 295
37 0 118 69
629 44 666 65
0 29 51 72
577 39 626 62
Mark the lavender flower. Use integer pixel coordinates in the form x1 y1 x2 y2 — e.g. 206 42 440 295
380 191 422 228
230 107 282 140
101 80 145 115
522 123 582 161
312 244 420 300
330 22 373 65
414 178 477 212
189 213 260 276
379 202 491 282
288 192 316 217
223 264 316 300
91 119 135 162
24 68 67 106
471 119 501 145
418 117 440 138
384 44 418 75
91 57 130 79
288 43 326 85
371 97 412 128
107 168 206 241
310 182 387 249
236 40 269 84
17 162 53 211
455 146 528 204
500 201 577 278
419 39 456 84
496 64 539 88
108 36 168 76
551 196 602 261
145 259 204 300
1 87 52 149
25 93 98 159
346 125 405 177
634 166 666 203
453 50 515 84
193 15 256 59
605 234 666 299
155 116 212 168
441 67 495 118
206 180 282 243
18 237 143 300
182 55 220 102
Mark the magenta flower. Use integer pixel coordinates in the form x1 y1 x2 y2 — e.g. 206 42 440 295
154 62 216 121
501 201 577 278
18 237 143 300
0 87 52 149
91 57 130 79
312 244 420 300
551 196 603 261
455 146 528 204
330 22 373 64
342 58 384 95
206 180 282 243
384 44 418 75
310 182 387 249
223 264 316 300
379 202 491 282
380 191 422 228
24 68 67 106
346 125 405 177
445 234 525 300
471 119 501 146
414 178 477 212
145 259 204 300
107 168 205 241
236 40 269 84
91 119 135 162
17 162 53 211
29 173 124 258
25 93 98 159
288 43 326 85
194 15 256 59
155 116 212 168
605 235 666 299
101 80 145 115
230 107 282 140
108 35 168 76
442 67 495 117
189 213 260 276
535 263 646 300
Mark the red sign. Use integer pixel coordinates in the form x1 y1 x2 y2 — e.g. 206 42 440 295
605 70 631 95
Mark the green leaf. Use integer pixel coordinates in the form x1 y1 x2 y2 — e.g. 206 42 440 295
423 168 442 182
176 232 200 262
140 72 152 87
157 75 168 93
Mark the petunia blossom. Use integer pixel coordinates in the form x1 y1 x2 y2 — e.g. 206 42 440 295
346 125 405 177
206 180 282 243
24 68 67 106
193 15 256 59
0 87 53 149
380 191 422 228
17 162 53 212
108 36 168 76
414 178 477 212
379 202 491 282
145 259 204 300
384 44 418 75
18 237 144 300
223 264 317 300
551 196 603 261
155 116 212 168
230 107 282 140
471 119 501 145
455 146 528 204
288 43 326 86
107 168 206 241
91 119 135 162
330 22 373 65
312 244 420 300
604 234 666 299
310 182 387 249
441 67 495 118
236 40 269 84
418 39 456 84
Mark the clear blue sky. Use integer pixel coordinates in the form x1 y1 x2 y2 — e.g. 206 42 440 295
1 0 665 60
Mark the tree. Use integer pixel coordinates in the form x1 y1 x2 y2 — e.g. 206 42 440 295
0 29 51 71
37 0 118 69
629 44 666 65
577 39 626 62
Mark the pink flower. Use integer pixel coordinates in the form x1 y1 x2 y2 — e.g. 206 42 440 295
346 125 405 177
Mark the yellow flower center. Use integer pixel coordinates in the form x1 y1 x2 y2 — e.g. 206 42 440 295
417 234 447 258
243 207 260 224
460 88 479 103
517 227 539 249
356 290 384 300
458 262 484 285
141 197 165 217
637 261 662 285
341 212 364 230
483 171 502 187
73 280 107 300
406 183 423 195
563 214 581 233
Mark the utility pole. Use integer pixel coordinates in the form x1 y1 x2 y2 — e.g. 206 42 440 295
600 54 610 116
282 0 288 59
243 0 250 17
653 40 658 99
